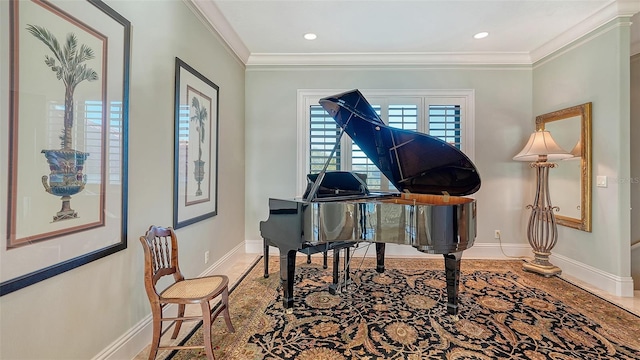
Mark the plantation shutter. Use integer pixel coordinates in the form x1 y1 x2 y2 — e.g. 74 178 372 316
309 105 341 173
428 104 461 149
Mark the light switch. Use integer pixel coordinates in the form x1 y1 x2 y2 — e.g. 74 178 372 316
596 175 607 188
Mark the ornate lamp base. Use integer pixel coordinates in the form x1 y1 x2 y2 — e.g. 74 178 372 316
523 251 562 277
523 160 563 278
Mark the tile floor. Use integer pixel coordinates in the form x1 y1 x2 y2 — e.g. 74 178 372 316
134 252 640 359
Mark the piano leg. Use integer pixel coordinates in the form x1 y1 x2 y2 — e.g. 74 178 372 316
376 243 386 273
443 252 462 316
344 247 350 282
263 239 270 278
329 248 341 294
323 243 329 269
280 249 297 310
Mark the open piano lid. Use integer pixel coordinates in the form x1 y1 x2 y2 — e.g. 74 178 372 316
319 89 481 196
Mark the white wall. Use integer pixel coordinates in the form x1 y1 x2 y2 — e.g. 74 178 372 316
533 18 632 278
0 1 246 359
245 66 534 250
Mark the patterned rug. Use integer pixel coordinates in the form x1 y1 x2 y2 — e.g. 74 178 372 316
170 257 640 359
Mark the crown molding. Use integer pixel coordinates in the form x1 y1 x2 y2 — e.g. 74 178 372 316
533 17 633 68
531 0 640 62
246 52 532 67
186 0 250 64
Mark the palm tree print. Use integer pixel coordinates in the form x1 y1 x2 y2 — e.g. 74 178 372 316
190 97 207 196
191 97 208 162
27 24 98 221
26 24 98 149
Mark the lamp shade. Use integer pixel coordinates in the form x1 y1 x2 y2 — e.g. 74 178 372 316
513 130 572 162
560 139 582 161
569 139 581 156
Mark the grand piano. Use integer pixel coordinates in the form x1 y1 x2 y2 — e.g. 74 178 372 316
260 89 481 315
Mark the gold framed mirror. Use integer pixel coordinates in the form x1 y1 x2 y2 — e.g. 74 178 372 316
536 102 592 232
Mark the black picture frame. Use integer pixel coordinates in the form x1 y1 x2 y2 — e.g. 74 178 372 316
1 0 130 296
173 58 219 229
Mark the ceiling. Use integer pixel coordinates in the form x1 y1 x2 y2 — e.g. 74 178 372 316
190 0 640 66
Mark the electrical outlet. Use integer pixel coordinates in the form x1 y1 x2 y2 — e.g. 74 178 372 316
494 230 501 239
204 251 210 264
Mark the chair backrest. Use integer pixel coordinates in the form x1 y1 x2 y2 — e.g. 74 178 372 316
139 226 184 300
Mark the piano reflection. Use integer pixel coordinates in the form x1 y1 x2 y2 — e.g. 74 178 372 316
260 89 481 315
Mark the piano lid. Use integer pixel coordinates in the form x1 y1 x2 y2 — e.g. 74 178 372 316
319 89 481 196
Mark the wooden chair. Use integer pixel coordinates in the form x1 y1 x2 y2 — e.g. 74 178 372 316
140 225 234 360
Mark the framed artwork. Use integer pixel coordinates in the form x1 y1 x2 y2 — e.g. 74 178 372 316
173 58 219 229
1 0 130 296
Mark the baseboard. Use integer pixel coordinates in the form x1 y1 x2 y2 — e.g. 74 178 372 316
90 314 152 360
245 239 634 297
92 241 246 360
553 253 635 297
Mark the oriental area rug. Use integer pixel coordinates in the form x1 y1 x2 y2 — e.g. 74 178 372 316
168 257 640 359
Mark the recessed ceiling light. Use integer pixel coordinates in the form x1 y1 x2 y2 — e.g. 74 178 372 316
474 32 489 39
304 33 317 40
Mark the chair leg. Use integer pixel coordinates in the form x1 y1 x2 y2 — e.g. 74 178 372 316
171 304 185 339
221 286 235 332
148 308 162 360
200 301 215 360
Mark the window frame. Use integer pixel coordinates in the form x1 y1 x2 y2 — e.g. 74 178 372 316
297 89 475 196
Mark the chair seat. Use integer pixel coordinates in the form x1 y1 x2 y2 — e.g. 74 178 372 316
160 275 226 300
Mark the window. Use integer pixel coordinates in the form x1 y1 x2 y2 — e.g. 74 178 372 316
297 90 474 195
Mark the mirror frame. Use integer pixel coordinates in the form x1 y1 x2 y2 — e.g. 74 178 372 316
536 102 592 232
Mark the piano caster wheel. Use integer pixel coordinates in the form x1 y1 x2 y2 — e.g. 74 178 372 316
285 308 293 315
450 314 460 322
264 274 270 279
